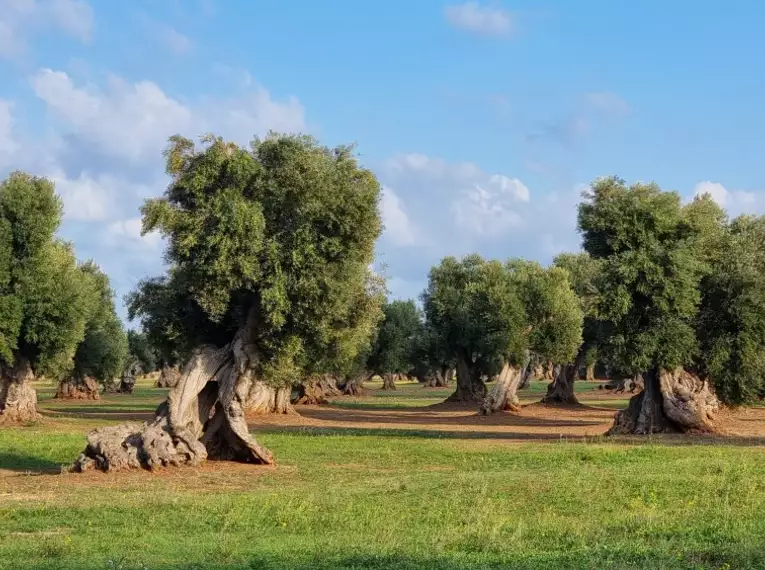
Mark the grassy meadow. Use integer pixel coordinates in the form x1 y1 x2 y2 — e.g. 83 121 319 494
0 378 763 569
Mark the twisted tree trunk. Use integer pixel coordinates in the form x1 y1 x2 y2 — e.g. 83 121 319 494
608 367 719 435
55 375 100 400
155 366 181 388
117 360 140 394
542 349 586 404
381 372 397 391
340 372 370 396
0 357 39 423
244 380 294 414
585 364 595 382
72 316 275 472
425 366 452 388
292 374 341 405
480 353 531 414
543 362 555 381
446 353 486 403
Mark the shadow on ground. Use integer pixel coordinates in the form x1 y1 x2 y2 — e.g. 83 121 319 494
0 451 62 473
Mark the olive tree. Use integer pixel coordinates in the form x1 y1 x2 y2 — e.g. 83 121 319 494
580 177 720 434
366 299 422 390
543 252 603 403
481 260 582 413
0 172 93 422
73 133 382 472
55 262 128 400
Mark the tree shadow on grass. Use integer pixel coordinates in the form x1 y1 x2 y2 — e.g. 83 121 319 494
0 451 62 473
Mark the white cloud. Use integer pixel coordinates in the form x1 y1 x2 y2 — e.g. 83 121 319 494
694 181 729 206
0 0 93 59
444 2 512 38
51 171 111 221
158 25 192 55
0 100 17 166
108 218 162 249
48 0 93 42
584 92 629 117
381 186 417 246
30 68 306 165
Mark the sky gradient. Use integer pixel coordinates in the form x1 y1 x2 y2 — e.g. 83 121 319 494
1 0 764 321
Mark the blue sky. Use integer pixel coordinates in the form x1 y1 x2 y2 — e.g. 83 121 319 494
1 0 764 321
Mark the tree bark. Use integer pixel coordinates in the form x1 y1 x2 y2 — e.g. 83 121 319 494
155 365 181 388
479 363 522 414
381 372 397 391
425 366 452 388
55 375 100 400
244 380 294 414
72 314 276 472
585 364 595 382
446 353 486 403
339 373 370 396
542 349 586 405
543 362 555 381
117 360 140 394
292 374 341 405
0 357 39 423
608 367 720 435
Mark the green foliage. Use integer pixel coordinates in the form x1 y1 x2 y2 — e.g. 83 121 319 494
0 172 92 377
697 215 765 404
578 176 703 372
367 300 423 375
70 262 128 383
422 255 582 374
128 133 383 385
126 330 159 373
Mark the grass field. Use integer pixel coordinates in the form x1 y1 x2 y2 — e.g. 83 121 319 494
1 378 764 569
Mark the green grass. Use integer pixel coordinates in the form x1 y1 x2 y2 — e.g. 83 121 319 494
2 378 760 569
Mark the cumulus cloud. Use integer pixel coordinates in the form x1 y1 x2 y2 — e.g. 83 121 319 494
381 186 417 246
692 180 762 215
48 0 93 42
444 2 512 37
108 218 162 249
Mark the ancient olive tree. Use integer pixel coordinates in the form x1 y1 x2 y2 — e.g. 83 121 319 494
366 299 422 390
542 252 603 404
411 323 455 388
424 255 547 406
481 260 583 414
73 133 382 472
697 214 765 405
580 177 720 434
55 262 128 400
126 330 158 374
0 172 93 422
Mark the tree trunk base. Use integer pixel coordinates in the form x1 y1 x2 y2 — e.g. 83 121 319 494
244 380 295 415
72 343 274 472
541 362 580 405
292 375 340 405
0 357 40 423
481 363 523 414
608 368 719 435
380 373 397 391
55 376 100 400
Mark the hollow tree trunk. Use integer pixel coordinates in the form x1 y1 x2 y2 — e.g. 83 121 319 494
446 354 486 403
0 357 39 423
480 352 531 414
292 374 341 405
72 311 276 472
608 367 719 435
244 380 294 414
155 365 181 388
542 349 586 405
381 372 397 391
55 375 100 400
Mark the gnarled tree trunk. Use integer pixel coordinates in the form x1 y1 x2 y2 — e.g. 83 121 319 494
446 353 486 403
543 361 555 381
155 366 181 388
480 352 531 414
339 372 370 396
292 374 341 405
0 357 39 423
244 380 294 414
72 317 276 472
608 367 719 435
117 360 140 394
381 372 397 391
585 364 595 382
542 349 586 405
425 366 452 388
55 375 100 400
